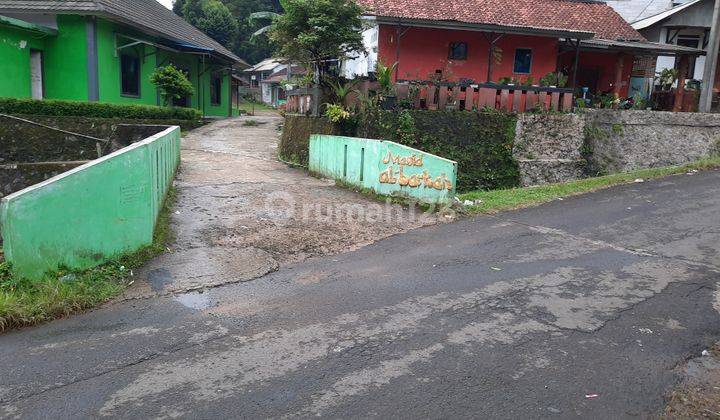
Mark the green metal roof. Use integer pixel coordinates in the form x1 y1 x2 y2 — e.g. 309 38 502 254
0 14 57 35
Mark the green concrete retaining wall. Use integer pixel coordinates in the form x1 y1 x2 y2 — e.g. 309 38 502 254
0 126 180 280
309 135 457 204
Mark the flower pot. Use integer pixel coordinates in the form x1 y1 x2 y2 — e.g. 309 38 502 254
381 96 397 110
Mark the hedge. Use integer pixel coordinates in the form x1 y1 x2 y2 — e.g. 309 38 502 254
357 110 520 192
279 115 338 165
0 97 202 121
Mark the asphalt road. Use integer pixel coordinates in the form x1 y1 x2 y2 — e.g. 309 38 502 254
2 170 720 419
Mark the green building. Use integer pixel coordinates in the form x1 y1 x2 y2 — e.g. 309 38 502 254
0 0 247 117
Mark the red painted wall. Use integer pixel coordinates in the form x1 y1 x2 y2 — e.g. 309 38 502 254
558 51 634 97
377 24 559 84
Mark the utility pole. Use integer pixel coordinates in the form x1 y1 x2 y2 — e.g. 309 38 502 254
699 0 720 112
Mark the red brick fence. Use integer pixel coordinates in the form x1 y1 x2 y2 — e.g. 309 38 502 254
286 82 575 115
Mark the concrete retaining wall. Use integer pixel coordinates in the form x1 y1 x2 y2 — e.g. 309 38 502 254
514 110 720 185
0 126 180 280
309 135 458 204
0 115 171 197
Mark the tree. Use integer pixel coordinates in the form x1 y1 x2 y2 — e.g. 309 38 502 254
150 65 195 106
172 0 186 17
195 1 239 45
268 0 365 79
224 0 279 64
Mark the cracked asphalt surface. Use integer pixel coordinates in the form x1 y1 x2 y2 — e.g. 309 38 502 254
2 142 720 418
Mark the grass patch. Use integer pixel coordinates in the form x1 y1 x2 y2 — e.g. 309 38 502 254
459 157 720 214
238 101 274 114
0 187 177 332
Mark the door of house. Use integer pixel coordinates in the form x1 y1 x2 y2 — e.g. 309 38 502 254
30 50 44 100
577 67 600 94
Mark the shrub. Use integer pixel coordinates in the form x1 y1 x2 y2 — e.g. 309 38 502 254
150 65 195 106
357 109 520 192
0 97 202 121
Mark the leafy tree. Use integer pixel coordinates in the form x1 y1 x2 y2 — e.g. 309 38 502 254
195 1 239 45
268 0 365 79
182 0 207 24
176 0 280 64
150 65 195 106
182 0 239 47
224 0 279 64
172 0 186 17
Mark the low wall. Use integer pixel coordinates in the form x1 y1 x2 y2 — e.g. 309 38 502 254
584 110 720 174
513 110 720 185
0 126 180 280
310 135 457 204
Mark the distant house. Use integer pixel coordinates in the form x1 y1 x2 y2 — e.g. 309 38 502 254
244 59 305 107
630 0 717 97
244 58 285 88
0 0 248 117
344 0 700 99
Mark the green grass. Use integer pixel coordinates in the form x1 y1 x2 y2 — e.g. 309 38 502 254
0 187 176 332
238 101 274 114
459 157 720 214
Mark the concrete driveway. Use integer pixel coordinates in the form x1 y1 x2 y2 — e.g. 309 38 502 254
1 151 720 417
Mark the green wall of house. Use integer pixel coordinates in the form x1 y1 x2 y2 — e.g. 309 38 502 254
96 19 158 106
0 14 235 117
0 24 45 98
43 15 88 101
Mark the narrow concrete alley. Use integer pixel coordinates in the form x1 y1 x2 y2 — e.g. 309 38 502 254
126 113 439 297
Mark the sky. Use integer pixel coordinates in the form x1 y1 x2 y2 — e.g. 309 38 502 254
157 0 173 9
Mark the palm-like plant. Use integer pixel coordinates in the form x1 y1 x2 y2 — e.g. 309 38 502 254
249 0 287 38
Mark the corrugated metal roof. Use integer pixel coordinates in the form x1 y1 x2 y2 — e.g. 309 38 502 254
631 0 703 29
580 38 705 55
0 0 246 64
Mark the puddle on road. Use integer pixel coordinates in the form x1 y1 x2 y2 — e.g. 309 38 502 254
174 292 212 310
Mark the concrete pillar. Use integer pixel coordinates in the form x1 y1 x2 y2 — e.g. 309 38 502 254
699 0 720 112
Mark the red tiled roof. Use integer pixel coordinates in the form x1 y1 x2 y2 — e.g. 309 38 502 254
358 0 645 41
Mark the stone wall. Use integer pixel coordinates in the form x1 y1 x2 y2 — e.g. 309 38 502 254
584 110 720 174
513 113 586 186
513 110 720 186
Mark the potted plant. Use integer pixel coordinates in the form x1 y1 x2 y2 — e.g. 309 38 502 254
376 60 398 110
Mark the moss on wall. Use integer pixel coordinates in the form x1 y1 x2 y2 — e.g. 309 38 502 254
279 115 339 165
357 110 520 192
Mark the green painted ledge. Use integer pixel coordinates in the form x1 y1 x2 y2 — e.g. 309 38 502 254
309 135 458 204
0 126 180 280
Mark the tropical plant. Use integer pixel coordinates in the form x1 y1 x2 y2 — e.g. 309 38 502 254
150 64 195 106
539 72 568 88
327 78 358 105
655 68 679 90
248 0 287 38
375 61 398 95
324 103 350 122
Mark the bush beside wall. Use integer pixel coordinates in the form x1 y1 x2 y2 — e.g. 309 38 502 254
279 115 339 165
0 97 202 121
357 110 520 192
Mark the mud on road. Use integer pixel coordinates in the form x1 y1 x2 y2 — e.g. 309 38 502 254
126 113 443 297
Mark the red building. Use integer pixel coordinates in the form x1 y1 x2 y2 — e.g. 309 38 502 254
355 0 700 98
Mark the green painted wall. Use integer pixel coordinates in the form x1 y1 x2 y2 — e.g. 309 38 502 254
309 135 458 204
0 126 181 280
44 15 89 101
96 19 157 105
0 15 233 117
0 25 46 98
